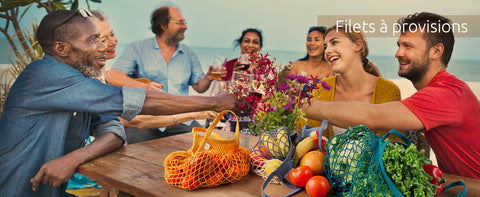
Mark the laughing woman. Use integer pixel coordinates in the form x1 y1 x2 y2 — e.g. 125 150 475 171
307 25 402 140
290 26 334 80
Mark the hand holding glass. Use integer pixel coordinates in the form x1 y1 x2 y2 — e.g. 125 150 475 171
211 55 227 81
238 54 251 71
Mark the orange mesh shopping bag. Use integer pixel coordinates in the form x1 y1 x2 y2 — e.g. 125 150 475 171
164 110 250 190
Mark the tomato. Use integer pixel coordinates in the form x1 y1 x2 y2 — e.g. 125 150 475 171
288 166 313 187
164 152 188 169
225 164 241 182
212 154 231 171
305 176 330 197
165 170 184 186
225 164 249 183
204 169 225 187
182 174 201 190
184 152 213 179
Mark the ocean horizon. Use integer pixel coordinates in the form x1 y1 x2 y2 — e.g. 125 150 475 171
1 41 479 82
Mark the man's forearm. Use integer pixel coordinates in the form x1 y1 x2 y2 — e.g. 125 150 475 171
305 101 374 129
122 111 213 130
140 90 234 115
67 132 124 166
305 100 424 131
191 76 213 93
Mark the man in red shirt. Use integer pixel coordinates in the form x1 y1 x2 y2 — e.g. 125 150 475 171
305 12 480 179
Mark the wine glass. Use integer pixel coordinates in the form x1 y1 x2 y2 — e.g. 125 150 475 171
238 54 251 71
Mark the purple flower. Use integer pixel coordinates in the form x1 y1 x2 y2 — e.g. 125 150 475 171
266 107 275 113
278 83 290 93
282 100 294 112
295 75 309 84
286 74 309 84
285 74 296 80
320 81 332 91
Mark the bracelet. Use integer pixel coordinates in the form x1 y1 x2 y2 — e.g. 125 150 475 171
173 114 177 125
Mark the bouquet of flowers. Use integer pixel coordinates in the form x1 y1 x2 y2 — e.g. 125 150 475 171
249 72 332 135
226 52 332 136
226 52 279 115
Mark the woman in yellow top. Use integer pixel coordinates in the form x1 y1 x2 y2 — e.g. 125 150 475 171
307 25 401 140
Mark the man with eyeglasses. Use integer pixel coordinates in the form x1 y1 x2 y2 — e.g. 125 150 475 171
106 4 220 142
0 9 237 197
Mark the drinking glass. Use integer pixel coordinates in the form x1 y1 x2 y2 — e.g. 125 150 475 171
231 71 254 91
211 55 227 81
238 54 251 71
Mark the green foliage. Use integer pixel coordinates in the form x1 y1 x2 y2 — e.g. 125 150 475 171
383 143 437 197
0 0 36 12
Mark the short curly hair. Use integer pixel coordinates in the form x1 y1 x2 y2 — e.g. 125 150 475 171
37 10 83 54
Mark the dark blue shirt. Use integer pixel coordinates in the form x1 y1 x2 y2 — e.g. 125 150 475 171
0 54 146 197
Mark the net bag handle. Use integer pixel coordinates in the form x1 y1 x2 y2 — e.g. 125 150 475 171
376 129 410 197
261 129 302 197
441 180 468 197
196 110 240 153
382 129 468 196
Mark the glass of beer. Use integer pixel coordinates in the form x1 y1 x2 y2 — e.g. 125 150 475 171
211 55 226 80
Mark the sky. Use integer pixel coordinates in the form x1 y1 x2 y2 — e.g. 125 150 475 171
6 0 480 60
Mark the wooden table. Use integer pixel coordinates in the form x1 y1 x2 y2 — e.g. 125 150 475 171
77 130 480 197
77 130 308 197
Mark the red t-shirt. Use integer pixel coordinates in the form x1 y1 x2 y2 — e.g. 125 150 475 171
401 70 480 179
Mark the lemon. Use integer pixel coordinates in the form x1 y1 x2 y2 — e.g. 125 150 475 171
264 159 282 176
276 129 290 158
261 134 278 156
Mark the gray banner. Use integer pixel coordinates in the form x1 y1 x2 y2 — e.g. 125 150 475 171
317 15 480 37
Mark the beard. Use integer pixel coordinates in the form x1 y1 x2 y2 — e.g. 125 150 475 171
72 62 101 78
398 52 430 83
70 45 102 78
165 30 185 44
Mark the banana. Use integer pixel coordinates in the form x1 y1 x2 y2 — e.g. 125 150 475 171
293 135 319 167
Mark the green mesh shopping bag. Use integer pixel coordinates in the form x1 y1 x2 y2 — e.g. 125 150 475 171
324 124 467 197
324 124 381 196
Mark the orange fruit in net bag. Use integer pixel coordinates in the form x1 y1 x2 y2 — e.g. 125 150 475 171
299 150 325 176
250 146 274 168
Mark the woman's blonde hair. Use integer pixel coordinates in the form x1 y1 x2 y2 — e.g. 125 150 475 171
325 25 381 77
